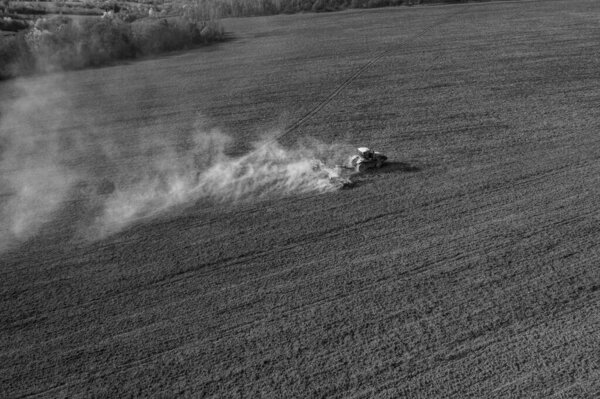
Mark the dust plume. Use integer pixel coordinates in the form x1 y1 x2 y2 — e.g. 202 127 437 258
0 77 80 252
0 77 351 251
91 132 350 238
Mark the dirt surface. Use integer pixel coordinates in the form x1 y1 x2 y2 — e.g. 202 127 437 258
3 0 600 397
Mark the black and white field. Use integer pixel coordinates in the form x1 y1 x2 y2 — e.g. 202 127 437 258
3 0 600 397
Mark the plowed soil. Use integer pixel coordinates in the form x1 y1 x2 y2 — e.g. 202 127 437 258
3 0 600 397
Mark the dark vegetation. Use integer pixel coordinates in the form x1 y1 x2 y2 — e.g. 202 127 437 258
1 15 223 78
0 0 510 79
0 1 224 79
173 0 494 17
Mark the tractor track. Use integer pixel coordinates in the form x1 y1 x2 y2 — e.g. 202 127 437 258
270 9 461 145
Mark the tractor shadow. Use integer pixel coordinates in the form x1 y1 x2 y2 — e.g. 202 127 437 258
378 161 421 174
342 161 421 189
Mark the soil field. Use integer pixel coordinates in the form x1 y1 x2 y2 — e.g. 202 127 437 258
3 0 600 397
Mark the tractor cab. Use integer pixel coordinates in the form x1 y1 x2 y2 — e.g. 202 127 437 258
357 147 374 160
350 147 387 172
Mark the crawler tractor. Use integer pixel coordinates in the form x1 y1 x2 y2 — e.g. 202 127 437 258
349 147 387 172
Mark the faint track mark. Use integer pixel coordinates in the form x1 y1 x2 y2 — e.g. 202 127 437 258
269 11 461 145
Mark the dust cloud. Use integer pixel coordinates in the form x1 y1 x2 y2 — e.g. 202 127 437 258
0 77 81 251
0 77 350 252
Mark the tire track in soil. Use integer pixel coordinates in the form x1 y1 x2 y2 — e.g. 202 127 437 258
270 10 461 145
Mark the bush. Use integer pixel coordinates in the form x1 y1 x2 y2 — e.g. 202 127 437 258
25 17 136 71
0 17 30 32
311 0 325 11
197 21 225 44
0 36 18 79
131 18 193 54
367 0 385 7
0 32 34 79
0 14 225 79
350 0 368 8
